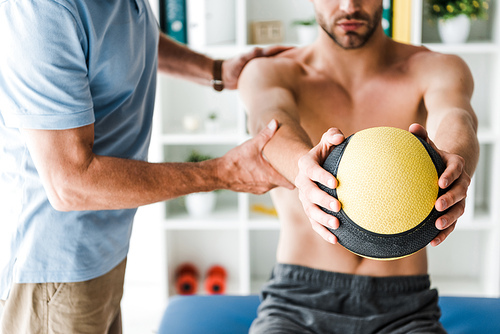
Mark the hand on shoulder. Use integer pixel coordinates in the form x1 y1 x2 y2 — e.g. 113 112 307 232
223 45 295 89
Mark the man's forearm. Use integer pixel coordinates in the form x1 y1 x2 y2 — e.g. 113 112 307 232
265 133 312 182
157 33 213 86
48 155 226 212
249 117 312 184
429 108 479 176
23 120 290 212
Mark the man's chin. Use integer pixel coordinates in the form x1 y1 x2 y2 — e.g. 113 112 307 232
321 26 369 50
334 36 366 50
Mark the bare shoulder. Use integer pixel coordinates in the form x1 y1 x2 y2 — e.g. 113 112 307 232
410 48 470 74
394 44 474 92
409 47 471 82
238 47 308 88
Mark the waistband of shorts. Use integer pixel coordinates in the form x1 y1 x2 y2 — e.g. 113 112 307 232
272 263 430 294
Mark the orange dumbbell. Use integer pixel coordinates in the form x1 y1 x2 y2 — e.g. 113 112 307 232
205 265 227 295
175 263 199 295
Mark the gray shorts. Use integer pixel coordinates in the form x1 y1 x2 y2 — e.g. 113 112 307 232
250 263 446 334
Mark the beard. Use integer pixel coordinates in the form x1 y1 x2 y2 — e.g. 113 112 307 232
317 6 383 49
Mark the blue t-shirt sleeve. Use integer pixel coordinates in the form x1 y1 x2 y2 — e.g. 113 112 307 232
0 0 94 130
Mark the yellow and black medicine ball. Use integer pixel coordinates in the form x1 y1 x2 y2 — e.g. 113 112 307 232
319 127 447 260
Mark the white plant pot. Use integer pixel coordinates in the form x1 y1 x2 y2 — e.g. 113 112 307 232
296 25 318 45
204 119 219 133
438 14 471 44
185 192 216 218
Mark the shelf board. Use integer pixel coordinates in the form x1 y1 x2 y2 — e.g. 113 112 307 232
423 42 500 54
188 43 246 57
456 221 494 231
477 130 498 144
248 218 280 230
457 213 495 231
188 43 300 57
163 206 241 230
162 221 241 230
159 133 246 145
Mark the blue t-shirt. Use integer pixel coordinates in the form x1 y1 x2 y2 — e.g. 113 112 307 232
0 0 159 299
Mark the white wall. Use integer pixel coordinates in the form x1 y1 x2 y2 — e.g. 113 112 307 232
121 203 166 334
247 0 316 43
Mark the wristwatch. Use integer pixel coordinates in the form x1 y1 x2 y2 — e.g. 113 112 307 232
212 59 224 92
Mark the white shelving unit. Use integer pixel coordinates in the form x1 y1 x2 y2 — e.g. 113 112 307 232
153 69 277 297
411 0 500 297
151 0 317 301
152 0 500 303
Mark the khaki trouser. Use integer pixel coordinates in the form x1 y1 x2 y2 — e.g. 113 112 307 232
0 258 126 334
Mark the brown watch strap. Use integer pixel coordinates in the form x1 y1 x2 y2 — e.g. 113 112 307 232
212 59 224 92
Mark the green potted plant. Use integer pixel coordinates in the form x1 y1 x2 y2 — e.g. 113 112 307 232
292 17 318 45
184 150 217 218
427 0 490 43
186 150 213 163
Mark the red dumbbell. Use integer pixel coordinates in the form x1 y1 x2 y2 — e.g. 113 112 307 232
175 263 199 295
205 265 227 295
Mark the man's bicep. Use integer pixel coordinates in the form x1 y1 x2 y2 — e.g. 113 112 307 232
239 59 313 179
239 60 300 135
423 55 476 135
20 125 96 205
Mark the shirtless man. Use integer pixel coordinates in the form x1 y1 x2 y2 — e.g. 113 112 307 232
239 0 479 333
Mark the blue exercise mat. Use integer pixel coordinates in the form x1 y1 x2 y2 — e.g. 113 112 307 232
159 295 500 334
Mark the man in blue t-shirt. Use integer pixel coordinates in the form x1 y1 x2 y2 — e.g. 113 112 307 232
0 0 292 332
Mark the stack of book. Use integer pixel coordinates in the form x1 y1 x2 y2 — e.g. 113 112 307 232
160 0 236 47
384 0 413 44
160 0 187 43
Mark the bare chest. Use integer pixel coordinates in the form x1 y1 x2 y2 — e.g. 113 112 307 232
295 75 426 144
